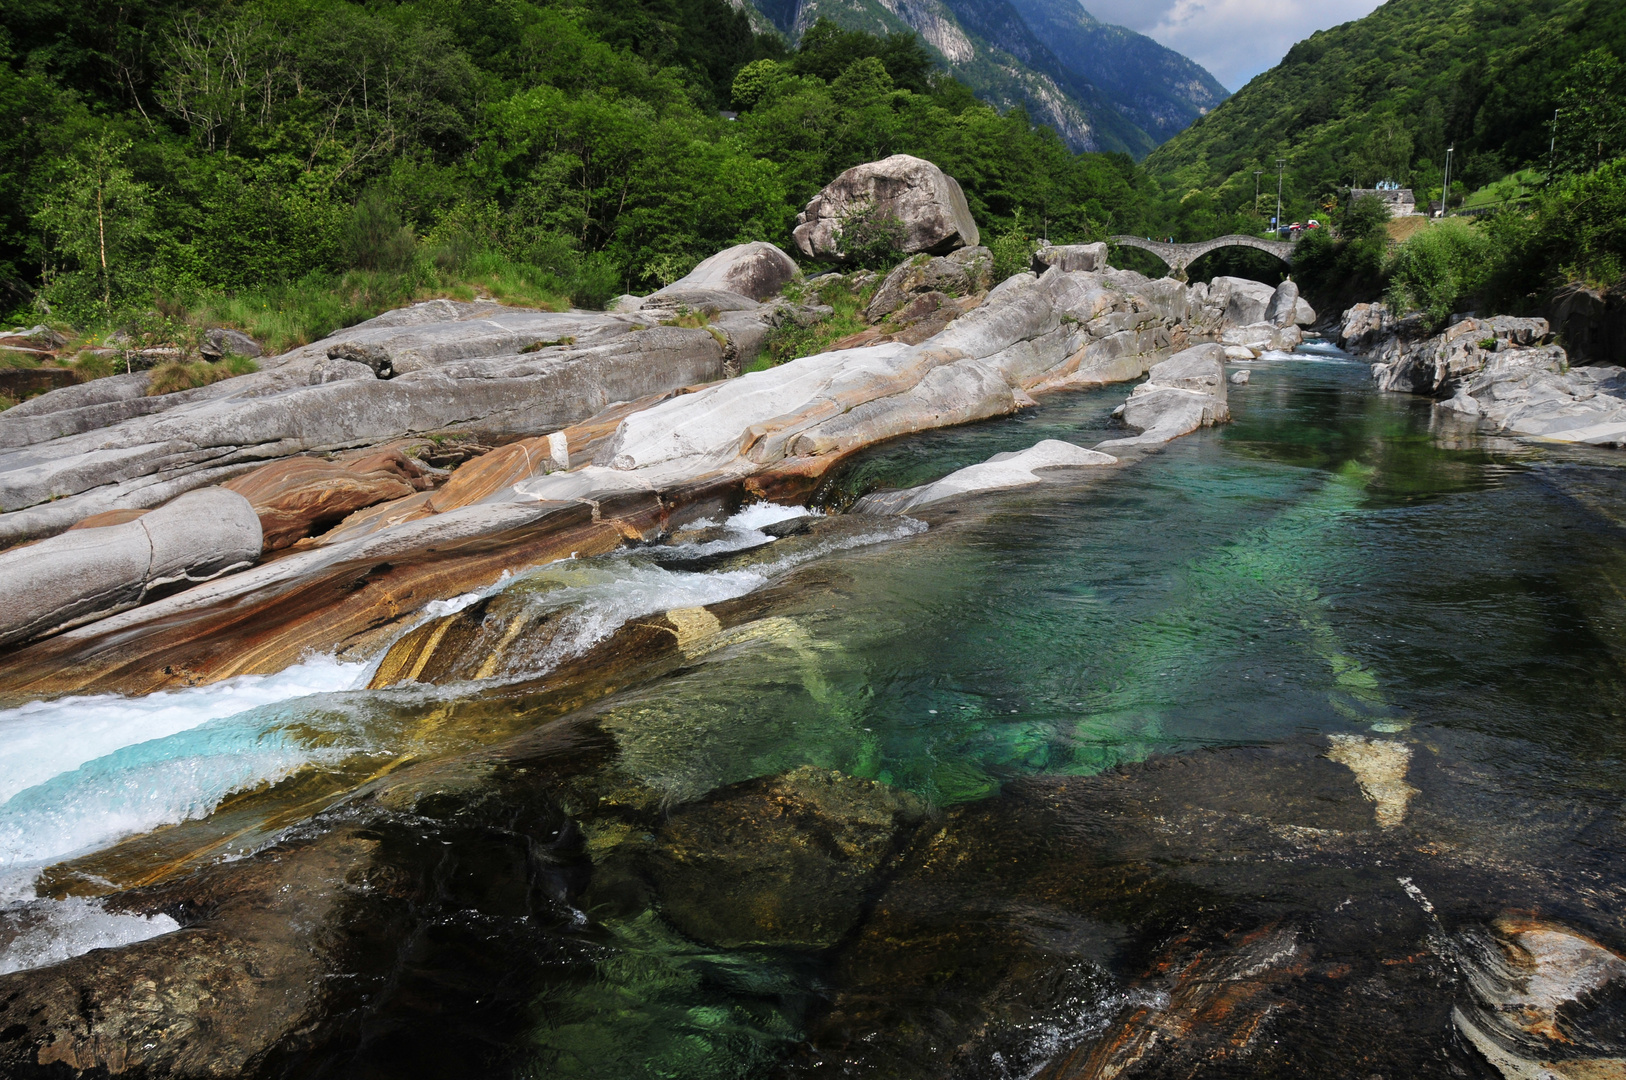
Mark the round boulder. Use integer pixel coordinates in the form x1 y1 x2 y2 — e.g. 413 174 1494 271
652 241 799 302
793 154 980 262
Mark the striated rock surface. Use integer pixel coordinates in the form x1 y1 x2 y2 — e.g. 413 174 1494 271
0 302 740 547
0 488 261 648
793 154 979 261
855 439 1116 515
223 449 436 552
0 256 1249 683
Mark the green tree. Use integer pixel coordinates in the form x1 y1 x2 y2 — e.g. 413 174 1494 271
33 132 151 313
1553 49 1626 175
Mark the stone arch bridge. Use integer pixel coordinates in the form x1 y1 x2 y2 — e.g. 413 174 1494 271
1109 235 1298 280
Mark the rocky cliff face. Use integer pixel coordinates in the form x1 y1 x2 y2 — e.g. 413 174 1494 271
750 0 1226 155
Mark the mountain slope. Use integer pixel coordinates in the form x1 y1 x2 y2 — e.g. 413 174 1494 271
745 0 1227 156
1144 0 1626 214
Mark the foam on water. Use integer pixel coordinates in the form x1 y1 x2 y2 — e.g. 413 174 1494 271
0 897 180 976
0 654 366 804
493 505 921 678
0 656 371 973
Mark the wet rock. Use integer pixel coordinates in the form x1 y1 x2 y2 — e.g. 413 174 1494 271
645 766 926 948
1099 344 1229 448
650 241 799 302
0 488 261 648
793 154 980 261
1454 917 1626 1079
1325 734 1417 828
854 439 1116 515
1229 368 1251 384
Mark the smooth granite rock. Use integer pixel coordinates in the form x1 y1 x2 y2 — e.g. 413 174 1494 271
650 241 799 302
0 487 261 647
855 439 1117 514
793 155 979 261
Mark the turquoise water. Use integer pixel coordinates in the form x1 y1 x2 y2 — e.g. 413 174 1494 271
7 354 1626 1077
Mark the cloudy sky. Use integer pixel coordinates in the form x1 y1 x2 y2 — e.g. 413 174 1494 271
1084 0 1388 92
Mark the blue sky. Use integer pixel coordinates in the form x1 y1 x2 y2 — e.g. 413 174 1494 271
1085 0 1389 92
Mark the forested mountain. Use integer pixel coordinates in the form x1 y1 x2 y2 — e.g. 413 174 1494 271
739 0 1227 156
1144 0 1626 223
0 0 1160 330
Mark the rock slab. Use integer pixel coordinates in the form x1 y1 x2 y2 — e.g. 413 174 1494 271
0 488 262 647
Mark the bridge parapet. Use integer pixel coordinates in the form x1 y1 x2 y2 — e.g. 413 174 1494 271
1109 235 1298 280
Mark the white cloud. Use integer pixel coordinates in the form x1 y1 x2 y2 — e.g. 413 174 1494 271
1084 0 1388 92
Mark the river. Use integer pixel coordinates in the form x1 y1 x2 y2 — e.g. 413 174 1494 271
4 350 1626 1078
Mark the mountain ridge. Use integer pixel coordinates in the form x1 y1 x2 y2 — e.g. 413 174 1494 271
740 0 1229 156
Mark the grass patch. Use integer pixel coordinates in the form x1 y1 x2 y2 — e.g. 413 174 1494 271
658 305 717 329
762 274 875 366
520 335 576 353
147 355 260 396
0 392 16 411
0 351 42 371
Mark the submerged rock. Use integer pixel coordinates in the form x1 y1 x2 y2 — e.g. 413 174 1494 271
645 766 926 948
793 154 980 261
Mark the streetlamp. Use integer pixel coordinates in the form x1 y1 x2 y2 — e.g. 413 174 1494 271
1441 145 1454 215
1275 159 1286 238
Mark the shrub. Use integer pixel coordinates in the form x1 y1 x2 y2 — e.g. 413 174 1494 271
833 198 907 269
1384 218 1497 327
989 211 1038 283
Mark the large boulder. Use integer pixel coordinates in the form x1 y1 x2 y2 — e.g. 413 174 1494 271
793 154 979 262
1100 343 1230 447
1032 243 1108 274
648 241 799 302
1211 276 1276 327
865 246 992 321
0 487 262 648
1264 279 1301 328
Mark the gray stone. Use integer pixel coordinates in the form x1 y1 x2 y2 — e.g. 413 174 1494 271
651 241 799 302
1230 369 1251 385
1098 343 1229 448
854 439 1116 514
0 487 262 648
326 341 395 378
793 155 979 262
201 328 263 360
866 246 992 321
1210 277 1276 327
1264 279 1301 328
309 357 376 385
1032 243 1108 274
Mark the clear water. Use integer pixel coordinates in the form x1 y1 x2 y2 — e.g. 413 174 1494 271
6 354 1626 1077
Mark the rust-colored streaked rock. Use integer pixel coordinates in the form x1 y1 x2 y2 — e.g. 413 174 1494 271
224 450 434 551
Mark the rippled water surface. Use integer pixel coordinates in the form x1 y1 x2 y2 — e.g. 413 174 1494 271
7 355 1626 1078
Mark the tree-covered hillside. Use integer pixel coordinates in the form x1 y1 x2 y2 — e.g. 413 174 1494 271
1144 0 1626 222
0 0 1157 338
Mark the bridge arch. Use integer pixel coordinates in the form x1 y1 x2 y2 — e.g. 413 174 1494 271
1109 235 1298 281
